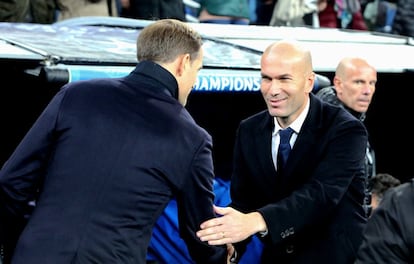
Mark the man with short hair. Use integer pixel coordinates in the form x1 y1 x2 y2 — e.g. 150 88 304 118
0 19 229 264
369 173 400 211
356 178 414 263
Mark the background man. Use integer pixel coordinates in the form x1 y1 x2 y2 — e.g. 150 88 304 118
316 57 377 216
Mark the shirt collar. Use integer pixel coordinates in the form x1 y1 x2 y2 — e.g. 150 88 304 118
273 97 310 135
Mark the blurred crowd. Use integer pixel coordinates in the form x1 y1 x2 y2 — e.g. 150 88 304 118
0 0 413 37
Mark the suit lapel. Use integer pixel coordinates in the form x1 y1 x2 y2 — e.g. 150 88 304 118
253 112 279 188
280 95 321 186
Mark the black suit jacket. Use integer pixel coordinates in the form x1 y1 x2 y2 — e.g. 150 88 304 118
0 61 227 263
356 178 414 263
231 94 368 264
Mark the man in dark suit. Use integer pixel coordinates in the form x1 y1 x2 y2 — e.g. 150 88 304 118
197 40 368 263
356 178 414 263
0 19 229 264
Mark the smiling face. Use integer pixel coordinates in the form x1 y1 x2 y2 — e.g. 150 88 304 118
260 41 315 128
334 58 377 114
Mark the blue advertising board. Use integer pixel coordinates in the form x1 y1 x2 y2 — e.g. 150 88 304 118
65 65 262 93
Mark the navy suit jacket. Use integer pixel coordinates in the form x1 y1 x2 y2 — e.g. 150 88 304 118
231 94 368 264
0 61 227 263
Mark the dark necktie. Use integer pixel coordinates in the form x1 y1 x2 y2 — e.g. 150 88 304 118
277 127 294 171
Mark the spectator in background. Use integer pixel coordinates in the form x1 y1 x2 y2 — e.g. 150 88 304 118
120 0 186 21
254 0 277 25
0 0 56 23
0 0 30 22
197 0 250 24
55 0 118 21
316 57 377 217
268 0 319 27
355 178 414 263
318 0 368 30
369 173 400 211
30 0 56 23
392 0 414 37
363 0 397 33
0 19 230 264
0 0 119 23
197 40 368 264
248 0 258 23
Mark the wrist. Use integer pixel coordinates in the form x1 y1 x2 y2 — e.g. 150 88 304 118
249 212 267 233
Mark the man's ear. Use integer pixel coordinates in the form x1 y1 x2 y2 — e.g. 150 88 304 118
333 76 342 93
306 72 315 93
176 53 190 77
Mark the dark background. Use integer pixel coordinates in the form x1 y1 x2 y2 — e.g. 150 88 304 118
1 63 413 183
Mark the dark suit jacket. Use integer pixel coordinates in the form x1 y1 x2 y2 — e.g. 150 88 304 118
355 178 414 263
231 94 368 264
0 61 227 263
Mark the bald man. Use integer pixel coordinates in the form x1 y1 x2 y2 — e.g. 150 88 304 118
197 40 368 263
316 57 377 216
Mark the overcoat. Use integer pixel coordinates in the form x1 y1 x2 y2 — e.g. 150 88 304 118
231 94 368 263
0 61 227 264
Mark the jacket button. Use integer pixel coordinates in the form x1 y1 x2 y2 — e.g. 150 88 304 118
286 244 294 254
